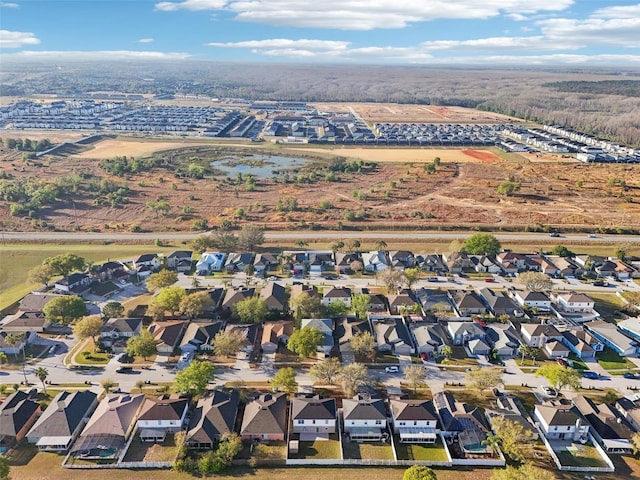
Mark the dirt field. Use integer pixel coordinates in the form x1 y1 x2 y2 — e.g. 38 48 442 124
74 139 190 158
294 147 505 164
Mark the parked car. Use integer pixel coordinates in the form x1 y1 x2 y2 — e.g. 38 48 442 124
427 277 439 282
420 352 428 361
116 366 134 374
583 371 600 379
484 278 494 283
624 372 638 379
385 366 400 373
539 386 557 397
180 352 192 363
267 276 279 281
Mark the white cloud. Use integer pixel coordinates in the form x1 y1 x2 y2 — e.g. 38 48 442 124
2 50 191 60
538 11 640 48
208 38 350 50
591 3 640 19
0 30 40 48
156 0 573 29
138 38 155 43
0 2 19 7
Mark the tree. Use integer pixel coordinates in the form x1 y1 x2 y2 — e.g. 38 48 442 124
351 293 371 320
102 301 124 320
0 455 9 480
232 297 268 324
309 357 342 385
497 180 521 196
349 331 376 360
34 366 48 394
377 268 405 294
518 344 531 364
146 269 178 291
150 286 185 317
491 463 554 480
243 264 255 276
536 363 581 392
100 378 116 393
403 267 421 288
350 260 364 273
28 263 56 287
175 360 215 396
348 239 361 252
287 326 323 358
42 295 86 323
516 271 553 292
340 362 370 397
43 253 85 277
180 291 214 318
0 352 7 367
550 245 574 257
441 345 453 360
632 431 640 455
213 228 238 253
402 465 437 480
270 367 298 393
290 293 325 321
482 433 501 455
125 329 158 360
191 235 217 254
330 241 345 252
465 366 503 392
375 240 388 251
463 233 501 256
326 300 349 317
211 329 247 358
237 225 265 251
490 416 532 463
404 364 427 393
72 316 104 346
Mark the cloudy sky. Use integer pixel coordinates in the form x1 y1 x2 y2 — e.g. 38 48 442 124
1 0 639 65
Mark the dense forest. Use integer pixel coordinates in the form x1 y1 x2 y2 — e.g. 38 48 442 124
2 60 639 146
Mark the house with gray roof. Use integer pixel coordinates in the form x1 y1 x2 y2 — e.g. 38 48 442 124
343 394 387 442
486 324 521 358
412 323 447 356
433 391 492 454
224 253 254 272
370 315 414 355
520 323 563 348
415 254 447 274
0 391 41 451
179 321 223 354
512 290 552 313
300 318 334 356
166 250 193 272
572 395 634 454
187 389 239 449
447 290 487 316
253 252 278 275
260 281 287 312
137 395 190 442
479 288 523 318
485 395 537 441
561 329 601 359
27 390 98 452
291 394 337 437
240 392 287 441
390 397 439 444
534 401 589 442
585 320 639 357
447 321 486 347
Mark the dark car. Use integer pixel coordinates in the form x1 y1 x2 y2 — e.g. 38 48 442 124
624 372 638 379
583 371 599 379
116 366 134 374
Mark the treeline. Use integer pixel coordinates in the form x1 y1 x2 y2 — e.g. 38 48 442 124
2 137 51 152
543 80 640 97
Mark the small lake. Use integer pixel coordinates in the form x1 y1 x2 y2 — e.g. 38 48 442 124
210 154 311 178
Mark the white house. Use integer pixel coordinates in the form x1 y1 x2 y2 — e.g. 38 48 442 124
534 403 590 442
554 292 595 314
342 394 387 442
195 252 227 275
136 396 190 443
512 291 552 312
390 398 439 444
322 287 352 308
361 251 389 272
291 395 336 436
520 323 563 348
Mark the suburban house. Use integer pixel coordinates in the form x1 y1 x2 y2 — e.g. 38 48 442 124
134 254 161 277
615 398 640 432
0 331 34 355
447 290 487 316
221 287 255 313
166 251 193 272
71 393 145 460
260 282 287 312
442 251 473 274
300 318 334 356
92 260 128 282
335 252 361 274
368 293 388 312
342 394 388 442
17 293 62 313
240 392 287 441
512 290 552 313
290 284 318 300
561 329 603 359
479 288 523 318
196 252 227 275
370 316 415 355
54 272 92 295
0 311 50 333
322 287 352 308
291 394 337 436
0 391 42 451
485 395 537 441
388 250 415 270
554 292 596 314
187 389 239 449
472 255 503 274
361 251 389 272
433 391 492 454
572 395 634 454
261 320 294 353
26 390 98 452
544 340 571 359
337 317 372 352
224 253 254 272
416 254 447 274
414 288 453 315
137 395 190 443
534 401 590 442
585 320 639 357
148 320 189 354
486 324 521 358
497 251 529 271
224 323 259 354
616 318 640 343
308 251 334 276
390 397 439 444
412 323 447 357
387 293 419 315
179 321 223 354
520 323 563 348
253 252 278 275
100 317 143 352
447 321 486 347
548 256 580 277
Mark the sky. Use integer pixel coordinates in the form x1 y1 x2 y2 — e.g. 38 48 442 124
0 0 639 65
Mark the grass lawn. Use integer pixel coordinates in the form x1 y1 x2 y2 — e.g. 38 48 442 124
251 442 288 461
588 292 625 321
122 432 179 463
342 441 395 460
394 437 449 462
289 437 342 460
554 442 609 468
597 348 636 371
73 339 109 365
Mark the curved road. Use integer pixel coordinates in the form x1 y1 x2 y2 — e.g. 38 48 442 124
1 230 638 243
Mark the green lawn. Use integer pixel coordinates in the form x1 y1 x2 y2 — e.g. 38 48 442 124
73 339 109 365
394 438 449 462
342 441 395 460
597 348 636 371
588 293 626 321
289 438 342 460
555 442 609 468
122 432 179 462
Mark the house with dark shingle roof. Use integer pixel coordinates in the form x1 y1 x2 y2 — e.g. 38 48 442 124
166 250 193 272
370 315 414 355
27 390 98 452
485 395 537 442
261 320 294 353
187 389 239 449
240 392 287 441
179 321 223 354
291 394 337 436
390 397 439 444
447 290 486 316
520 323 563 348
100 318 143 353
148 320 189 354
137 395 190 442
322 287 352 308
572 395 634 454
0 311 50 333
260 282 287 312
479 288 523 318
534 401 589 441
433 391 492 454
343 394 387 442
0 391 41 450
222 287 255 313
561 329 600 359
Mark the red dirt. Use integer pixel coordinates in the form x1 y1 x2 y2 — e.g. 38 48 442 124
461 149 501 163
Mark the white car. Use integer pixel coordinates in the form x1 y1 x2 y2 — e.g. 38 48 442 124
539 385 557 397
385 366 400 373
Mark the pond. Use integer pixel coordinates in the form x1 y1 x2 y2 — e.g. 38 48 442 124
210 154 311 178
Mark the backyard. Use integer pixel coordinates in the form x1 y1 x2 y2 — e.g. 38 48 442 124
342 440 395 460
554 441 610 469
394 437 449 462
121 432 180 463
288 436 342 460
